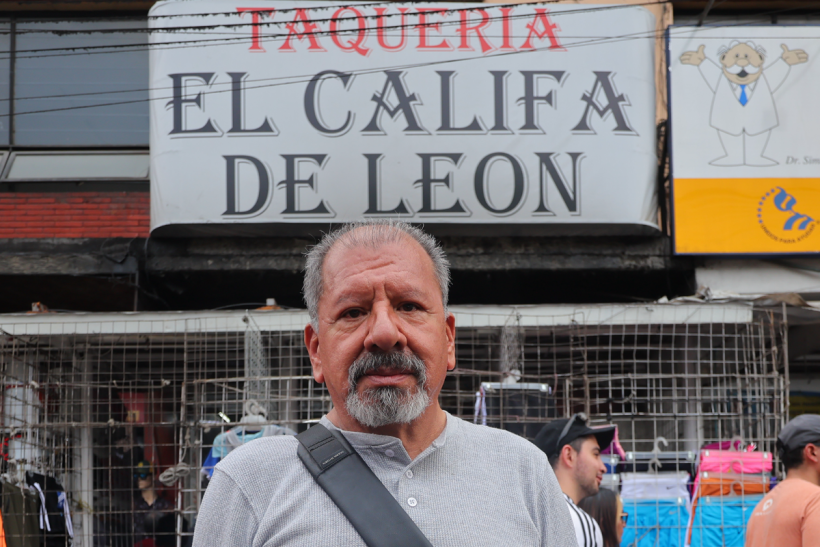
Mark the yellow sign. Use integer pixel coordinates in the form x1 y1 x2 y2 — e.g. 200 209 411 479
669 26 820 255
674 178 820 254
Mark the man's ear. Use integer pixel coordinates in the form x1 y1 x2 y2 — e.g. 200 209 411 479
445 312 456 371
304 323 324 383
805 443 820 465
560 444 576 469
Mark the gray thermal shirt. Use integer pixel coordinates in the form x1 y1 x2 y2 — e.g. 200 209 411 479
192 412 576 547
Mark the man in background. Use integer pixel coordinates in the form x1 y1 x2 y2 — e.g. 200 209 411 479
534 414 616 547
745 414 820 547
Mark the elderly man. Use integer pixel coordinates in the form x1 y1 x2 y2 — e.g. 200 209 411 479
192 220 575 546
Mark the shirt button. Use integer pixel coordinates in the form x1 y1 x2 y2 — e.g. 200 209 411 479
405 470 413 478
407 497 417 507
385 449 395 457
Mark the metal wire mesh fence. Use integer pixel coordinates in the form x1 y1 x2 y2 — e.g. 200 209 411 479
0 304 787 547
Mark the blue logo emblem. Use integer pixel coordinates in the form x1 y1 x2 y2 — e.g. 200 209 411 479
758 187 815 243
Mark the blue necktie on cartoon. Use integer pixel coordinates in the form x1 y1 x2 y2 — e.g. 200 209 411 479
739 85 748 106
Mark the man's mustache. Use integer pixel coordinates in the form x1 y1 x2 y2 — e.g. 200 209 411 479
348 351 427 386
725 63 761 75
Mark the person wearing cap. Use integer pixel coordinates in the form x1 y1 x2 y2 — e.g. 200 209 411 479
533 414 616 547
132 460 173 547
745 414 820 547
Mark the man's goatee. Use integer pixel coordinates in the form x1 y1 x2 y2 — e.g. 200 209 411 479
345 351 430 428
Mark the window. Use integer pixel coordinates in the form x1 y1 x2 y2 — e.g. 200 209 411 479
2 151 148 180
0 22 10 146
9 18 148 146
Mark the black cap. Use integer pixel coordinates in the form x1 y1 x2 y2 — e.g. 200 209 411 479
533 414 616 459
778 414 820 452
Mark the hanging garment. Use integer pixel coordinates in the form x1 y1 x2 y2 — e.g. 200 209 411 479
619 453 697 476
600 473 619 492
201 451 221 479
1 480 40 547
28 484 49 533
698 449 772 474
690 452 772 506
473 386 487 426
25 472 71 546
620 498 689 547
202 424 296 478
56 493 72 538
686 471 770 545
620 461 697 476
688 494 763 547
621 472 691 499
693 472 770 498
600 426 626 460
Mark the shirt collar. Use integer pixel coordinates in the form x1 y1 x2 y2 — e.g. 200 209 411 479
319 411 454 459
731 80 758 91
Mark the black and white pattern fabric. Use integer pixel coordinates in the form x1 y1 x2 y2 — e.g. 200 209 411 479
563 494 604 547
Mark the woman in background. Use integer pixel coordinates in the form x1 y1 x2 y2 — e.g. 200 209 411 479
578 488 627 547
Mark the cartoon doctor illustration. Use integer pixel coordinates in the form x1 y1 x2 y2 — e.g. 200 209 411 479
680 41 808 166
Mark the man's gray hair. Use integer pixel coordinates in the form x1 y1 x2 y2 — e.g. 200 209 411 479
303 220 451 328
718 40 766 57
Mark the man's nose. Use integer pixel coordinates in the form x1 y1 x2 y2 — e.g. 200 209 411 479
364 303 407 352
737 58 749 66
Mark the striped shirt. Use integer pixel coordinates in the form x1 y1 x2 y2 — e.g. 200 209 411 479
564 494 604 547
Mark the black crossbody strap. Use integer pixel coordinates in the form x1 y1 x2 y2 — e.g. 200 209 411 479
296 424 435 547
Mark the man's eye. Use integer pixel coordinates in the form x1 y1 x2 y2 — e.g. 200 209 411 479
399 303 420 312
343 309 364 319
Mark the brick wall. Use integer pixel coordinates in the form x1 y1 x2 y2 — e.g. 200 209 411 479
0 192 150 238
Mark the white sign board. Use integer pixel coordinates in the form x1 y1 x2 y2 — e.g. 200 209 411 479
149 1 659 236
669 26 820 254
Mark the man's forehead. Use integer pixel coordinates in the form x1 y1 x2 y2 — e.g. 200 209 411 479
335 225 416 249
331 283 430 304
727 44 757 55
320 232 439 296
324 230 431 273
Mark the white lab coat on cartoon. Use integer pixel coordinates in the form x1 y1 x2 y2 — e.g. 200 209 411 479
697 58 790 136
681 42 808 166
